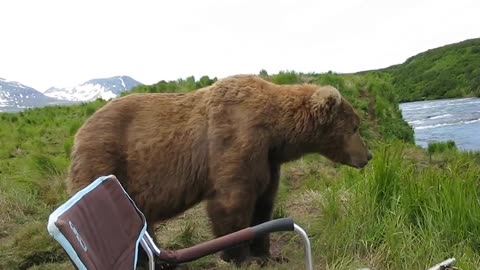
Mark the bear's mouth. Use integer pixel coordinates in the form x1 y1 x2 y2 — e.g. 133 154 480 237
345 156 370 169
354 160 369 168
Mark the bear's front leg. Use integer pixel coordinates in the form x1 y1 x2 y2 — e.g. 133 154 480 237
206 186 256 266
249 163 284 261
205 133 272 265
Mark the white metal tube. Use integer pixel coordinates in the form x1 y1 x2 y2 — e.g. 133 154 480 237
426 258 456 270
294 224 313 270
140 237 156 270
143 231 162 256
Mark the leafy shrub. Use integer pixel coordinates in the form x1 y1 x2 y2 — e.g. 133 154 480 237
271 71 300 85
317 72 346 90
428 140 457 156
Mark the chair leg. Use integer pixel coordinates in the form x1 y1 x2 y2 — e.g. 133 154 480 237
141 238 156 270
294 224 313 270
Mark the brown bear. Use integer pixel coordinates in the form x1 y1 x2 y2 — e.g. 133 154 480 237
66 74 372 266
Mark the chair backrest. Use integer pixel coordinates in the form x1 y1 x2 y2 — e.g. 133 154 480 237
47 175 148 270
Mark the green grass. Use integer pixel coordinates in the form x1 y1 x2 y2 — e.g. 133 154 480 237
0 102 106 270
302 142 480 269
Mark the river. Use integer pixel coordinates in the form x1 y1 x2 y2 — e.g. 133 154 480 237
399 97 480 151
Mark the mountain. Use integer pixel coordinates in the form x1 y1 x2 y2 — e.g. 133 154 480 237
377 38 480 102
0 78 71 112
44 76 142 102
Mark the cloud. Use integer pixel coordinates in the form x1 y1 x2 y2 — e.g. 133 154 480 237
1 0 479 90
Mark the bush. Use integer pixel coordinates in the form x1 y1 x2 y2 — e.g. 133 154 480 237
317 72 346 90
427 140 457 155
271 71 300 85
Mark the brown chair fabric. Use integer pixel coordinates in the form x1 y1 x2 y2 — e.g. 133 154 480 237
48 175 146 270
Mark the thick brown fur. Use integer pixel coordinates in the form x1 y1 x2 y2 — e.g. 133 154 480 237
66 74 371 266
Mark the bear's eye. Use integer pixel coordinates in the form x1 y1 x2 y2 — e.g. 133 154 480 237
353 126 358 133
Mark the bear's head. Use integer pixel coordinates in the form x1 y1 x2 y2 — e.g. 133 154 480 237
308 85 372 168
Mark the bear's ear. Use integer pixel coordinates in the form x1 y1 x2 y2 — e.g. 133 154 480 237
309 85 342 124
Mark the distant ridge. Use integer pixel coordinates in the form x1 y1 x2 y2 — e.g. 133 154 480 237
0 78 70 112
371 38 480 102
44 75 142 102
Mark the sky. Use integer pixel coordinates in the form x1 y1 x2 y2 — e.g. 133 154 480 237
1 0 480 91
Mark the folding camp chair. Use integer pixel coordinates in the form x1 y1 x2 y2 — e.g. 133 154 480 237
47 174 314 270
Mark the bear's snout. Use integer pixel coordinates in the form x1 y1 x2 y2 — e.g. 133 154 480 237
349 150 372 169
356 159 370 168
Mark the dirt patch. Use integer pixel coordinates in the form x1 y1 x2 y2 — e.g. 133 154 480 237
286 190 324 223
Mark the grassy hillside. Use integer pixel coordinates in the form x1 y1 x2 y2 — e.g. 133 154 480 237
0 71 479 270
376 38 480 102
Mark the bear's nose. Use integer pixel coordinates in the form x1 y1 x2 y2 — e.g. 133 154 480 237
367 151 373 161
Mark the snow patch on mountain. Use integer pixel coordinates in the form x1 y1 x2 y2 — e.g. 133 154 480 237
45 83 116 101
44 76 142 102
